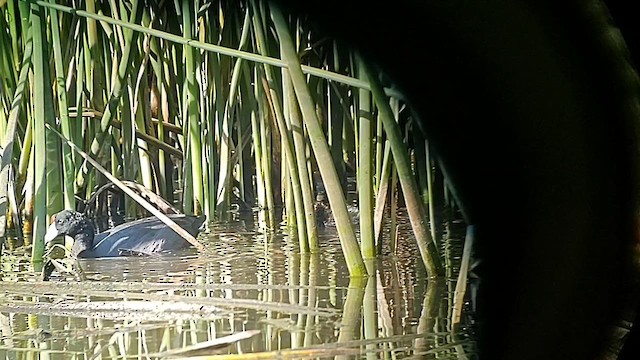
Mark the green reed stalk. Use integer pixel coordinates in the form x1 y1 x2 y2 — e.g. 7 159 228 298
182 0 204 215
134 9 156 193
182 143 194 215
76 0 141 191
15 0 31 184
0 17 16 113
0 115 5 154
72 41 84 176
283 72 318 251
237 141 246 206
17 115 32 182
80 37 94 168
251 106 266 206
37 1 403 99
350 55 359 168
238 96 251 204
23 148 34 242
83 0 105 200
251 1 286 208
196 18 209 217
327 78 346 188
0 16 31 239
236 8 253 208
244 64 266 210
390 161 398 255
425 141 437 241
148 57 166 197
120 86 136 218
282 158 295 230
374 142 392 249
251 1 295 219
263 73 309 251
357 55 375 264
203 77 217 217
240 62 259 205
205 44 222 218
216 10 251 211
134 90 154 192
6 0 20 71
413 131 429 205
216 75 234 211
335 83 356 179
30 1 51 262
85 0 105 110
375 109 384 192
156 87 170 199
452 226 475 325
48 0 75 211
45 117 64 218
271 5 366 276
256 70 275 224
363 61 442 276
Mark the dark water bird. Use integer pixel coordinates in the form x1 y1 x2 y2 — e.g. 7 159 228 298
44 210 206 258
313 192 332 228
313 192 359 229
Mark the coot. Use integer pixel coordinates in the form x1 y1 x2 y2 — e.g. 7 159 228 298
44 210 206 258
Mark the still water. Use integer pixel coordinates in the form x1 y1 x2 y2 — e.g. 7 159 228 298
1 208 476 359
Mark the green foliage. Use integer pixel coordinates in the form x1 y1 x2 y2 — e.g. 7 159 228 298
0 0 443 276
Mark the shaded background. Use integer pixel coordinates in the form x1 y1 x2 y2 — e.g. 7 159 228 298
273 0 640 359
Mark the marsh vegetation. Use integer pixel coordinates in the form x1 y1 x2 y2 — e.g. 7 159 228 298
0 0 476 358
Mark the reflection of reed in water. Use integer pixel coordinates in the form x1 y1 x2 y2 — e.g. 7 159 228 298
76 252 203 283
0 207 474 358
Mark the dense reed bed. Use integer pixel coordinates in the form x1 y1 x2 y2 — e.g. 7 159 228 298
0 0 453 277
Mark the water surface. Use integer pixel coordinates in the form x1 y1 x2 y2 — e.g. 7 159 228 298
1 209 476 359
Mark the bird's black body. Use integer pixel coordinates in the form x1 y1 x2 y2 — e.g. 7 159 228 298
45 210 205 258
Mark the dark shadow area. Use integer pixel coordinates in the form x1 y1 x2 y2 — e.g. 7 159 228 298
272 0 640 359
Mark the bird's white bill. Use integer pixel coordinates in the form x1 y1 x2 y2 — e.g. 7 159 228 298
44 223 60 243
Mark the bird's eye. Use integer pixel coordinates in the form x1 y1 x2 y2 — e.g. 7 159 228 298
56 216 66 226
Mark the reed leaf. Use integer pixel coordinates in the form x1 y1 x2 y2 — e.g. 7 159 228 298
35 1 401 98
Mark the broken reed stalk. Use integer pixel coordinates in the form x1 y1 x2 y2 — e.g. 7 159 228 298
46 124 204 251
